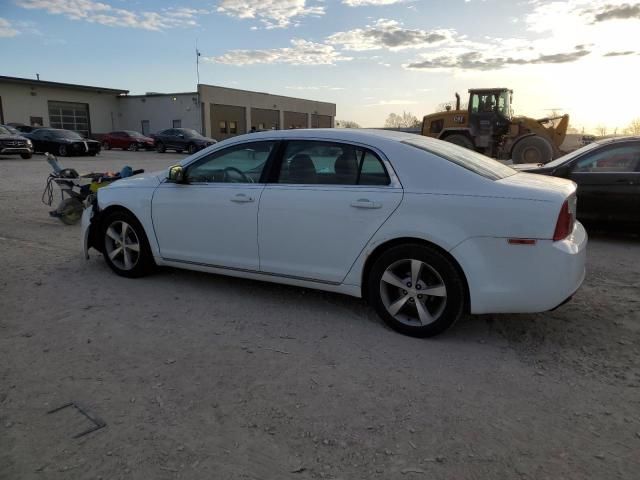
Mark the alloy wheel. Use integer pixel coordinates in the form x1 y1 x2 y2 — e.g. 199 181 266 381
104 220 141 271
379 258 447 326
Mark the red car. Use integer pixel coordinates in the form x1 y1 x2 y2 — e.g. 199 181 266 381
101 131 155 151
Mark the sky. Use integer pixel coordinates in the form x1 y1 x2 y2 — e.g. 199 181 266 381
1 0 639 132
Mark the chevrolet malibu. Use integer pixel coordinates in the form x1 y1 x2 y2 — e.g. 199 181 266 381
81 129 587 337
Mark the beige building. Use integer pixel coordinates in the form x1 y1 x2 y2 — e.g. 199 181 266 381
0 76 336 141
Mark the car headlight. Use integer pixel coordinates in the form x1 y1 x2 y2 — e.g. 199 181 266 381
26 139 33 146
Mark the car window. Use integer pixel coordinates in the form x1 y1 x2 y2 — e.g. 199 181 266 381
402 136 516 180
187 141 275 183
277 140 390 186
573 144 640 173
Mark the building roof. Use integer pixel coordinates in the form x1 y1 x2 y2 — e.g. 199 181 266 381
198 83 336 107
0 75 129 94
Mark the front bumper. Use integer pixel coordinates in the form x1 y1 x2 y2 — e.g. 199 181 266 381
81 206 94 259
450 221 587 314
0 146 33 154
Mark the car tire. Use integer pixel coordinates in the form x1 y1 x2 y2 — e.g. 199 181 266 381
188 143 197 154
444 134 475 150
20 153 32 159
156 142 166 153
512 136 553 164
101 210 154 278
367 244 466 337
131 144 138 152
102 141 111 150
58 145 68 156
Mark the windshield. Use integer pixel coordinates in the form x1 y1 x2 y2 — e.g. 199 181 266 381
0 126 10 135
544 141 602 168
181 129 203 138
52 129 83 140
402 136 516 180
124 130 145 137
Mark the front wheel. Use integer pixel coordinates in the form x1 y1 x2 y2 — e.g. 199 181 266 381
101 211 154 278
368 244 466 337
512 136 553 164
188 143 197 154
102 141 111 150
58 144 68 156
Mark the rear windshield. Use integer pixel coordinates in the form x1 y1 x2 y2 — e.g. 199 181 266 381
402 137 516 180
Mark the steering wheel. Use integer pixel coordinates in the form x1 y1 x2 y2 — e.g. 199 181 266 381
223 166 252 183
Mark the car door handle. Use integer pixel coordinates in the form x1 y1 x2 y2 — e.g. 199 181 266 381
350 199 382 209
230 193 254 203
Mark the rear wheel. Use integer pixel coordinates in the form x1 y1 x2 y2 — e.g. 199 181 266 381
58 144 68 156
444 134 475 150
101 210 154 278
512 136 553 164
368 244 466 337
156 142 166 153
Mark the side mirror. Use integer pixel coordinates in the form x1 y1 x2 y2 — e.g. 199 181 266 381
167 165 185 183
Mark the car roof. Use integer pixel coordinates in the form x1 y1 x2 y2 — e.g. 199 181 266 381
238 128 420 145
593 136 640 145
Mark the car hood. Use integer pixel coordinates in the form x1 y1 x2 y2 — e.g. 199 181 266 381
495 172 576 202
106 169 165 188
0 134 29 141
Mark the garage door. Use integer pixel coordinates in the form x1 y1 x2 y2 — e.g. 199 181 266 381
48 101 91 137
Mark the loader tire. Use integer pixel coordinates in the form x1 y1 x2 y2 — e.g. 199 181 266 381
444 134 474 150
512 136 553 164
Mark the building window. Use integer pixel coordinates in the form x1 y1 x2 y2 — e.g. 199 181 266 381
219 121 227 134
30 116 43 127
229 121 237 134
172 119 182 128
48 100 90 137
258 123 265 130
141 120 150 135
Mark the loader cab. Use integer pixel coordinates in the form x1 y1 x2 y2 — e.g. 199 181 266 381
467 88 512 149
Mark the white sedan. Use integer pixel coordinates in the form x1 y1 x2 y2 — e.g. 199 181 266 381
81 129 586 337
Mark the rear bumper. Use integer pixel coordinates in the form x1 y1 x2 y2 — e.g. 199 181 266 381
450 221 587 314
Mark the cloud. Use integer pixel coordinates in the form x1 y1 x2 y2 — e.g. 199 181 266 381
343 0 404 6
603 50 638 56
203 39 352 65
285 85 345 90
216 0 324 28
591 3 640 22
16 0 204 31
365 99 418 106
0 17 20 37
405 47 591 71
328 19 455 51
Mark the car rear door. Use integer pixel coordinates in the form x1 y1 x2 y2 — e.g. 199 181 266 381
568 142 640 223
257 139 403 284
151 141 277 269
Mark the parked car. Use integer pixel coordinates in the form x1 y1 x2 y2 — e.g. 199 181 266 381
7 123 37 133
514 137 640 224
152 128 216 154
0 125 34 159
2 124 22 135
102 131 155 151
82 129 586 337
25 128 101 156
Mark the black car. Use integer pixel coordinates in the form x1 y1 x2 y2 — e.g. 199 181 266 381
152 128 216 154
0 125 34 159
515 137 640 224
7 123 37 134
25 128 101 156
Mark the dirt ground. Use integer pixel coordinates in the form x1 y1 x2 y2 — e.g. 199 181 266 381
1 150 639 480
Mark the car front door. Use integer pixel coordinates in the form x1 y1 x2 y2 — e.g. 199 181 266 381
258 140 403 284
151 141 277 269
567 142 640 223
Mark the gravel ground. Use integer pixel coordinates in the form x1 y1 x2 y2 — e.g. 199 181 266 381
1 151 639 480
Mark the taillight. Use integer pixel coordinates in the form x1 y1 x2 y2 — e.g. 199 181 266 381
553 199 574 241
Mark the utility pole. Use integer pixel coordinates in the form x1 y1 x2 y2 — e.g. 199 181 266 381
196 39 202 134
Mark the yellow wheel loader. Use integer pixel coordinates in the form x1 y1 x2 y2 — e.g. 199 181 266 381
421 88 569 164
